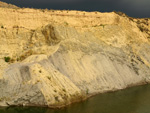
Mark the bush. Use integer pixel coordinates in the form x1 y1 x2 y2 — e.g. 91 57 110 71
64 22 68 25
100 24 105 28
4 57 11 62
1 25 4 28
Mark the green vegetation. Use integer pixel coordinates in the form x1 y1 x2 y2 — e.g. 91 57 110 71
83 25 88 28
39 70 42 73
55 96 59 101
47 76 51 80
62 88 66 92
50 9 55 12
86 88 89 94
94 11 98 14
16 58 20 61
92 24 106 28
19 50 33 61
113 11 127 17
138 25 144 32
54 90 57 92
100 24 105 28
64 22 68 25
1 25 4 28
4 56 11 62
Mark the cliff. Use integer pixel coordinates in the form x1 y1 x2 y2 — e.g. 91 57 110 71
0 1 18 9
0 5 150 108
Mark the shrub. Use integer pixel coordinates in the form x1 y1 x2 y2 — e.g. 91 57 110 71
139 26 144 32
100 24 105 28
64 22 68 25
86 88 89 94
1 25 4 28
47 76 51 80
4 57 11 62
94 11 98 14
39 70 42 73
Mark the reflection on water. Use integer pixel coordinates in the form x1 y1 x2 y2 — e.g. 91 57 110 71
1 85 150 113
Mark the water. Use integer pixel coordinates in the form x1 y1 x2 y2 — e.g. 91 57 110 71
1 85 150 113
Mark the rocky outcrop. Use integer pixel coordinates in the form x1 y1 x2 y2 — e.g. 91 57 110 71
0 6 150 108
0 1 18 9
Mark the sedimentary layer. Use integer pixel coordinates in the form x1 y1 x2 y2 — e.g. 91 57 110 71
0 6 150 107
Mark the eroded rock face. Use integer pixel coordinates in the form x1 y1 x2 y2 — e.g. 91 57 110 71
0 1 18 9
0 6 150 108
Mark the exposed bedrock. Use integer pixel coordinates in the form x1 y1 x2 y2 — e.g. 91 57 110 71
0 7 150 107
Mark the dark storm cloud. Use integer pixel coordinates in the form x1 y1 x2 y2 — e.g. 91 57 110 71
109 0 150 17
0 0 150 18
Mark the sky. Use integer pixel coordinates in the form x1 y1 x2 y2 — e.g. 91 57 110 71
0 0 150 18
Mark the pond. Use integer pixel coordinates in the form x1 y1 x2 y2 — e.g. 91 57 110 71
1 84 150 113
